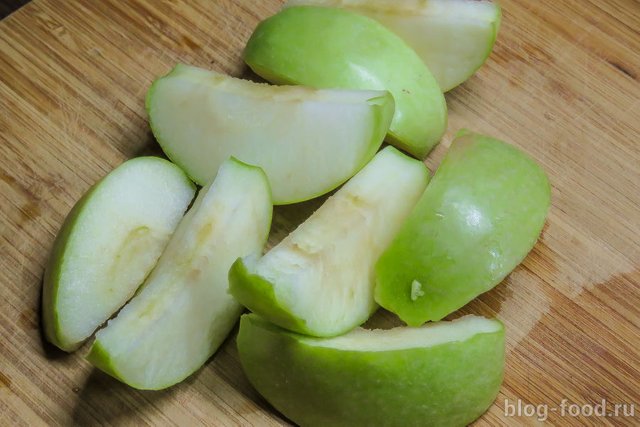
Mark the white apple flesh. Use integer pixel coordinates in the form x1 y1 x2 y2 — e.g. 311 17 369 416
229 146 430 337
147 64 395 204
286 0 502 92
42 157 195 351
86 158 272 390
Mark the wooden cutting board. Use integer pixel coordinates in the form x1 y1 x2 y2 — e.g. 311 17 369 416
1 0 638 425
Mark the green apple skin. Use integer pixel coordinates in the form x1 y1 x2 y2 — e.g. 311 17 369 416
237 313 505 427
42 157 195 352
147 64 395 204
244 6 447 158
285 0 501 92
229 147 429 337
86 158 272 390
229 257 308 335
375 130 551 326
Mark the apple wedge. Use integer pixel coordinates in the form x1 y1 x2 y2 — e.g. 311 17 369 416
86 158 272 390
286 0 501 92
229 147 429 337
243 6 447 158
238 313 505 427
147 64 394 204
376 130 551 325
42 157 195 352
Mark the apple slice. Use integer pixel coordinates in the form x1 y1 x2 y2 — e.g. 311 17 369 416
86 158 272 390
147 64 394 204
229 147 429 337
243 6 447 158
42 157 195 352
238 313 505 427
376 130 551 326
286 0 501 92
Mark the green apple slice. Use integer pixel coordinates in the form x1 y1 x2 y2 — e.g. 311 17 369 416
229 147 429 337
376 130 551 326
238 313 505 427
86 158 272 390
286 0 501 92
147 64 395 204
244 6 447 158
42 157 195 352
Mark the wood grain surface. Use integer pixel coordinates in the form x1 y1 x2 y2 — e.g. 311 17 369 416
1 0 639 425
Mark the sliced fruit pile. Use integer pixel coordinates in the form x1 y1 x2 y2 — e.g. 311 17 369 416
42 1 550 425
